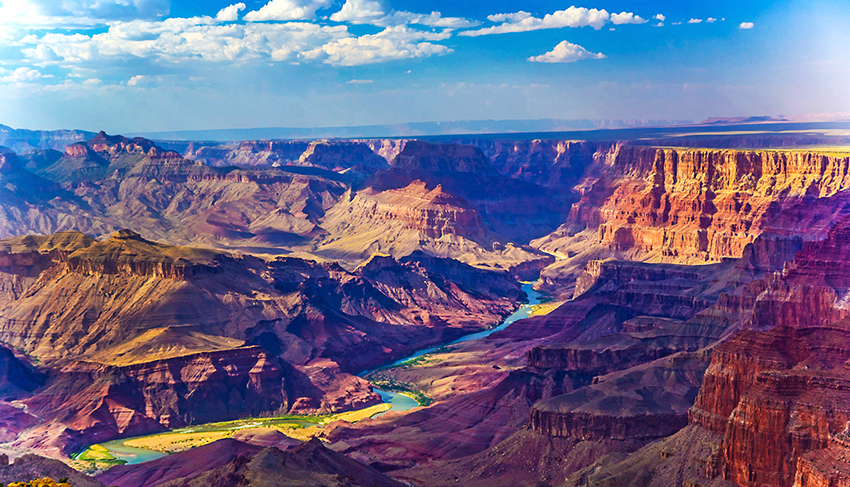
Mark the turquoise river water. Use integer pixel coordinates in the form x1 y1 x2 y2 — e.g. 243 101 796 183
98 281 542 463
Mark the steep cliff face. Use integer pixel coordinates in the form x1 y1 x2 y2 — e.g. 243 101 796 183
677 218 850 487
363 141 575 245
454 139 617 188
530 352 709 441
42 131 187 183
23 347 288 440
298 141 389 172
533 146 850 295
690 324 850 487
316 181 551 272
186 140 310 167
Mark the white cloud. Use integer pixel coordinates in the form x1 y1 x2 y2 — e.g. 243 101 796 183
82 78 101 85
0 66 53 83
216 3 246 22
707 17 717 23
527 40 606 63
687 18 703 24
610 12 646 25
739 21 754 29
244 0 330 21
329 0 477 28
21 19 351 65
653 14 665 22
127 75 145 86
487 12 532 23
330 0 386 24
461 6 611 36
305 25 450 66
348 79 373 84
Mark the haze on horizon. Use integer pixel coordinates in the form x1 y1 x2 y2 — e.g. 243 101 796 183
0 0 848 134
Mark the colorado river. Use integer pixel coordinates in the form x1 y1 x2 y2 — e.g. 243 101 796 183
369 281 543 416
95 282 542 461
97 438 167 465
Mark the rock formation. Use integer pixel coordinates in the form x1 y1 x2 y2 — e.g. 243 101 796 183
0 229 521 455
533 145 850 295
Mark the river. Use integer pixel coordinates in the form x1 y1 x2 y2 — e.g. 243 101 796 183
368 282 543 416
97 281 542 462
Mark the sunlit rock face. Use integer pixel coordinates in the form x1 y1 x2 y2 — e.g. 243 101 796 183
687 218 850 487
533 145 850 295
0 228 522 455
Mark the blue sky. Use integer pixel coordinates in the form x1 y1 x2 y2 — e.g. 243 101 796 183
0 0 848 133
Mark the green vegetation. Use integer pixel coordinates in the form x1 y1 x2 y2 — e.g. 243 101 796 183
4 479 72 487
367 376 432 407
72 444 126 468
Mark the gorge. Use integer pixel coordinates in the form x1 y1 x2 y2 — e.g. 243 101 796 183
2 121 850 486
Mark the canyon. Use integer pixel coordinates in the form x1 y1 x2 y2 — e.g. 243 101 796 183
2 122 850 486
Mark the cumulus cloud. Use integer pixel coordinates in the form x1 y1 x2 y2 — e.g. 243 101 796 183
527 40 606 63
244 0 330 21
329 0 478 28
610 12 646 25
127 75 145 86
739 21 754 29
304 25 451 66
653 14 665 22
21 18 351 64
216 3 246 22
687 18 703 24
0 66 52 83
707 17 717 23
348 79 373 84
460 6 611 36
19 15 453 68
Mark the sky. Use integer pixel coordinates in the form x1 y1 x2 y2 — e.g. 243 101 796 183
0 0 848 133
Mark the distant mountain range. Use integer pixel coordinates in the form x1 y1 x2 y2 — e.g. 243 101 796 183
0 124 94 153
129 119 693 141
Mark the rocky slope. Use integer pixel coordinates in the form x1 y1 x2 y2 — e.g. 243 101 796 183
157 438 404 487
366 141 575 244
533 145 850 295
559 216 850 487
321 233 800 481
0 453 104 487
317 180 552 275
0 229 522 455
0 132 350 252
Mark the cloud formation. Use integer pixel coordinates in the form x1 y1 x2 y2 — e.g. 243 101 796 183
739 22 754 29
216 3 246 22
244 0 330 22
610 12 646 25
329 0 478 28
460 6 610 36
528 41 606 63
304 26 451 65
17 12 457 68
0 66 51 83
